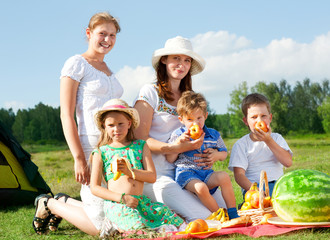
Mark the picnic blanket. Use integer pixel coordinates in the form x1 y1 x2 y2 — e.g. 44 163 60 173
122 224 330 240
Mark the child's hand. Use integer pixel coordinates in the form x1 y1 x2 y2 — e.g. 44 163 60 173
117 158 132 177
253 125 272 142
178 132 205 152
122 194 139 209
175 131 191 144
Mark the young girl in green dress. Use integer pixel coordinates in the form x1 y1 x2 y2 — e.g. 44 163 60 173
90 98 184 231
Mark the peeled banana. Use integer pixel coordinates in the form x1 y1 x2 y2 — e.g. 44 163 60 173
206 208 229 223
110 154 136 181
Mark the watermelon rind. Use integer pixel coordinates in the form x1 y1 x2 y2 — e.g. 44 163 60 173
272 169 330 222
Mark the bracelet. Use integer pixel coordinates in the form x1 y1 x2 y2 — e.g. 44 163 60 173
120 193 126 204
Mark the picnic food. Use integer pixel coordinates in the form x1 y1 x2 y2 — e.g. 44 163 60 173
263 196 272 208
254 121 268 132
206 208 229 222
272 169 330 222
194 219 208 232
110 155 136 181
241 182 273 211
238 171 276 225
221 216 252 228
189 124 203 139
110 155 122 181
250 192 260 209
185 219 208 233
259 213 274 225
240 201 253 211
244 182 258 202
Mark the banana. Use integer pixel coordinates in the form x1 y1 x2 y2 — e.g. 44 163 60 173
216 208 224 221
110 155 122 181
206 208 222 220
206 211 217 220
220 209 229 222
110 154 136 181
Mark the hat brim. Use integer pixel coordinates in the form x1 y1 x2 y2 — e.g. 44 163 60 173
152 48 205 76
95 107 140 131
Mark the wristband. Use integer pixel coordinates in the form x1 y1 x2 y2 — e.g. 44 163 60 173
120 193 126 204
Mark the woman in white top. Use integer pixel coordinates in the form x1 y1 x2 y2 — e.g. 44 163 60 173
32 12 122 237
134 36 226 222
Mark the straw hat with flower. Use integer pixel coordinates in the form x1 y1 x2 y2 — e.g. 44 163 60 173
94 99 140 130
151 36 206 76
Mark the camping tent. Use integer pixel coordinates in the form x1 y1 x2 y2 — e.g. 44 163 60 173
0 121 52 206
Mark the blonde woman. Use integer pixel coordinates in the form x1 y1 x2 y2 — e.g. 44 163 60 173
32 12 122 237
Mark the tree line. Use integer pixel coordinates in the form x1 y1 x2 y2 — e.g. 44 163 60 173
206 78 330 138
0 78 329 144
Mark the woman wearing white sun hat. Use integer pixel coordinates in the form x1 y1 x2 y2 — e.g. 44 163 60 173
134 36 226 222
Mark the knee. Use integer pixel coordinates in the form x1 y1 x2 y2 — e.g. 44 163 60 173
218 172 231 185
194 182 210 196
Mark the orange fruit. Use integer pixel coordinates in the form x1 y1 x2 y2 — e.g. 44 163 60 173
189 124 203 140
263 196 272 208
250 192 260 209
255 121 269 132
241 201 253 211
185 221 203 233
193 219 208 232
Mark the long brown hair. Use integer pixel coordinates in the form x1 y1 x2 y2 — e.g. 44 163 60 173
156 56 192 101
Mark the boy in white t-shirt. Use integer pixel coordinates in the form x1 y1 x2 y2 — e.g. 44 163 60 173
228 93 293 199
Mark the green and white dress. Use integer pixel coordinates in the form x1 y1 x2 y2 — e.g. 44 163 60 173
93 140 184 231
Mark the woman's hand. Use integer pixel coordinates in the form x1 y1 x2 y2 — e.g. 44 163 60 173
75 158 90 185
122 194 139 209
194 148 227 169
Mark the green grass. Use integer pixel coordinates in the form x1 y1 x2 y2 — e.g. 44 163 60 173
0 135 329 239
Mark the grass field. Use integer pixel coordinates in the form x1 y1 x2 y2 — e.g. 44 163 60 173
0 135 329 239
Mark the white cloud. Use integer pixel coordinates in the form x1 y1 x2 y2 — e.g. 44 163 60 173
118 31 330 114
116 65 155 106
192 31 330 113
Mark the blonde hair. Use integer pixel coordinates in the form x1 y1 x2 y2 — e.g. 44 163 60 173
88 111 135 178
241 93 271 117
177 91 207 117
88 12 121 33
96 111 136 148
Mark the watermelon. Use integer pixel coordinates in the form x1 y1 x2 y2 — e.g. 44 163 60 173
272 169 330 222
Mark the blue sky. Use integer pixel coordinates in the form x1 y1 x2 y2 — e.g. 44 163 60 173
1 0 330 114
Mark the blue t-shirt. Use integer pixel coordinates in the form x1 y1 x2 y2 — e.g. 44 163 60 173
168 125 227 170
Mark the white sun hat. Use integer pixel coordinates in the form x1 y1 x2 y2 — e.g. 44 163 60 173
95 99 140 130
151 36 206 76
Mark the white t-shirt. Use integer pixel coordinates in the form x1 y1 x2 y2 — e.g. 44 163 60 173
60 55 123 136
228 133 292 183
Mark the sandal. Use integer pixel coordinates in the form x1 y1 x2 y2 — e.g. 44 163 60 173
32 194 52 235
48 193 71 231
